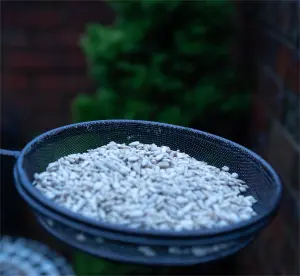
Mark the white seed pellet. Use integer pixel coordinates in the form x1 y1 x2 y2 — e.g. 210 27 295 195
155 154 164 162
176 196 189 204
221 166 229 171
231 172 239 178
128 156 139 162
158 161 170 169
33 141 257 231
129 141 140 147
127 210 144 218
141 159 149 167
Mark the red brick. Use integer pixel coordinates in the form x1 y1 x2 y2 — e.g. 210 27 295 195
2 10 63 29
5 52 55 68
31 30 83 48
34 75 91 93
23 112 70 137
286 59 300 94
243 23 265 58
65 53 87 68
255 207 299 275
270 189 300 275
258 66 283 120
291 154 299 193
234 241 269 275
257 216 285 260
276 44 293 79
250 95 271 158
234 211 297 275
264 33 281 68
243 24 270 62
5 51 86 70
57 31 83 47
252 95 268 133
267 119 300 194
2 30 29 47
280 186 300 248
278 2 293 35
2 90 34 115
2 74 28 90
29 91 68 118
2 1 115 29
26 90 94 135
280 245 299 275
64 2 115 26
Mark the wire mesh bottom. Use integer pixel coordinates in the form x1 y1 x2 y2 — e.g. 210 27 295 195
0 236 74 276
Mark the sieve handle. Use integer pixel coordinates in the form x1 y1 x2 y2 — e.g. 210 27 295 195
0 149 20 159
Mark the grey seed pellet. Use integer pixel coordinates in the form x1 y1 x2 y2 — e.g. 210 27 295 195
33 141 257 231
46 219 54 227
95 237 104 244
158 161 170 169
239 187 247 192
138 246 156 257
168 247 181 254
191 247 208 257
76 233 86 242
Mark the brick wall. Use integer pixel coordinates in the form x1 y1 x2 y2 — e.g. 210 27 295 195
235 1 299 275
1 1 115 139
1 0 115 260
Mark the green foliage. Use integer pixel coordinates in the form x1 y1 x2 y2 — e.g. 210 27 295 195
74 251 170 276
73 0 249 129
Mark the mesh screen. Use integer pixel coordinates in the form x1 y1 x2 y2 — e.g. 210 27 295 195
18 120 281 234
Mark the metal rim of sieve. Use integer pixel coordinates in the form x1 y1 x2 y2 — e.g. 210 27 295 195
16 120 283 238
14 168 260 266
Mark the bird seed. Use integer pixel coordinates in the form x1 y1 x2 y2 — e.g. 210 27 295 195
33 141 257 231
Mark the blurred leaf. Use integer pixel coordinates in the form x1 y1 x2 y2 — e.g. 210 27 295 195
193 83 223 112
74 0 249 132
221 92 251 112
157 106 181 124
72 94 99 122
72 88 118 122
74 252 138 275
123 99 156 120
157 106 193 126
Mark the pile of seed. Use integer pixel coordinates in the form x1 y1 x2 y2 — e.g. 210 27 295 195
33 141 257 231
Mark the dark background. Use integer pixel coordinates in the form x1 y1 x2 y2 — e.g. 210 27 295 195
1 1 299 275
